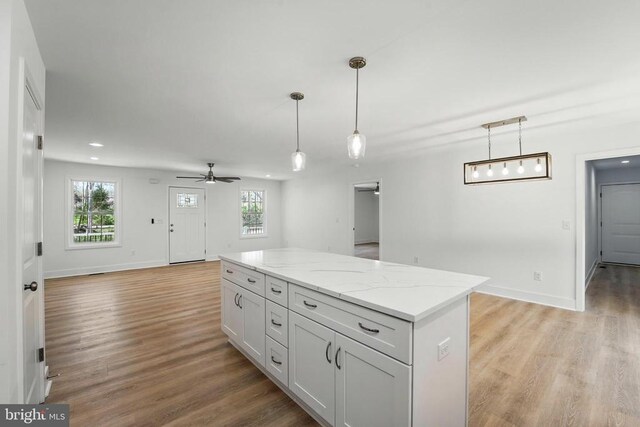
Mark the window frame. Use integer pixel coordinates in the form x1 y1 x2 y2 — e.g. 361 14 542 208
239 188 267 239
65 176 122 250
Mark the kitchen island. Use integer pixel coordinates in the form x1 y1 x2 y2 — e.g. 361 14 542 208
219 248 488 427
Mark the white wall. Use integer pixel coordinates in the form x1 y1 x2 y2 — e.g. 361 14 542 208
0 0 46 403
584 161 598 281
354 189 379 244
596 165 640 186
43 160 282 278
282 121 640 311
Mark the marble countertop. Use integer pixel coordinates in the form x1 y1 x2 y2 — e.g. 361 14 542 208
218 248 489 322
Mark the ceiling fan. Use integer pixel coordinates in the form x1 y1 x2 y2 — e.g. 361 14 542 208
357 182 380 195
176 163 241 184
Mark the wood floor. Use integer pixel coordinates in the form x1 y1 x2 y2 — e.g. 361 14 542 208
353 242 379 260
44 262 640 426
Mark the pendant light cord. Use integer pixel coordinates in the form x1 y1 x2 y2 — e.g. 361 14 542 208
518 118 522 156
355 67 359 131
296 99 300 152
487 125 491 160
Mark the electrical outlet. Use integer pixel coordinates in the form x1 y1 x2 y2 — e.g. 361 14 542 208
438 337 451 361
562 220 571 230
413 256 419 264
534 271 542 281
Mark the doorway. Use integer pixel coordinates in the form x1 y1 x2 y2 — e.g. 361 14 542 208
601 182 640 265
169 187 206 263
353 182 380 260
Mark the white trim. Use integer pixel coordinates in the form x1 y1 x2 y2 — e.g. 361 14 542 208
65 175 122 250
575 147 640 312
239 188 268 239
44 260 168 279
349 178 382 258
476 284 576 311
585 259 598 291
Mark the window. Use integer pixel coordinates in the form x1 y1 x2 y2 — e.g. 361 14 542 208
68 178 120 248
241 189 266 237
177 192 198 208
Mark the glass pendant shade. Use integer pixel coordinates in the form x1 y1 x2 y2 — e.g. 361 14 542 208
291 150 306 172
347 130 366 160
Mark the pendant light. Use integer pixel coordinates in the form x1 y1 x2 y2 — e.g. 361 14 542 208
464 116 552 184
347 56 367 160
290 92 306 172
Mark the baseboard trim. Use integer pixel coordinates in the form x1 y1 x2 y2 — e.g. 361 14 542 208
585 259 599 290
44 260 168 279
476 284 576 311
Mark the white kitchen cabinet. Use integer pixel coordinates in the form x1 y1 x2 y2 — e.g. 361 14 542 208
221 279 243 342
335 333 411 427
239 289 265 366
289 312 336 426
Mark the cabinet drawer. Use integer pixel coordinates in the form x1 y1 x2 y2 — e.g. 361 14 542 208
222 261 265 296
265 336 288 386
289 284 412 364
266 276 288 307
266 300 288 347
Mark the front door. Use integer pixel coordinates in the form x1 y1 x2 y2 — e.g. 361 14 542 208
602 184 640 265
22 84 44 403
169 187 206 263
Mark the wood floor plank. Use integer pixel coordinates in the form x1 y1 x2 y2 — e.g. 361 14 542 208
45 261 640 426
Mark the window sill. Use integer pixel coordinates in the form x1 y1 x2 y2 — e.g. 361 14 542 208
239 234 269 240
65 243 122 251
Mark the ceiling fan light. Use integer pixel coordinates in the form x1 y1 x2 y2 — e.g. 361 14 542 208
347 131 366 160
291 150 306 172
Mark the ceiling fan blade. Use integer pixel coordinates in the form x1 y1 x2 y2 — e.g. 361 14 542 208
214 176 241 180
216 179 235 183
176 176 202 179
195 179 205 182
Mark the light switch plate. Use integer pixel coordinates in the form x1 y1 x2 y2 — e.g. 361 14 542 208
438 337 451 361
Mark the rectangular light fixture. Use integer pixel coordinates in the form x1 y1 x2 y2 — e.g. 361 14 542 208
464 115 552 185
464 152 552 184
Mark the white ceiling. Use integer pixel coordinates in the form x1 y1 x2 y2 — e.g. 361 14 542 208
591 155 640 170
24 0 640 179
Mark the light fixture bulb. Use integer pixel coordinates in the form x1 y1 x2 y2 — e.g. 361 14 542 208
502 162 509 176
472 166 479 179
535 158 543 172
347 131 366 160
486 165 494 177
291 150 306 172
517 161 524 174
205 179 215 184
89 142 103 147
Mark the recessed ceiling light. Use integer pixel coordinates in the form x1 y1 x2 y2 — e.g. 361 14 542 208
89 142 103 147
621 160 630 164
90 157 99 161
265 174 271 178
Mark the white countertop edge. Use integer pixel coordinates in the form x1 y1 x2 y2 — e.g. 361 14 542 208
218 254 487 322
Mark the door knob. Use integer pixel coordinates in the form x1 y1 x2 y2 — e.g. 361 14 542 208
24 281 38 292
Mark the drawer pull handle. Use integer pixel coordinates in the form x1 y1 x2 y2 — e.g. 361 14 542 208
325 342 332 364
238 295 242 309
358 322 379 334
271 356 282 366
234 293 239 307
270 287 282 294
303 300 317 309
335 347 342 370
247 278 256 283
271 319 282 327
226 269 233 274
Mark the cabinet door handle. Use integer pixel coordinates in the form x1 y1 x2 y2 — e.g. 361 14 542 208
358 322 380 334
238 295 242 309
303 300 317 309
247 278 256 283
270 287 282 294
271 319 282 327
226 269 233 274
234 293 239 307
325 342 332 364
335 347 342 370
271 356 282 366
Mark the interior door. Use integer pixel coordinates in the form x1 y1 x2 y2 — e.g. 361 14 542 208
169 187 206 263
602 184 640 265
22 85 44 404
289 312 335 425
239 290 265 366
335 334 411 427
221 279 243 342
